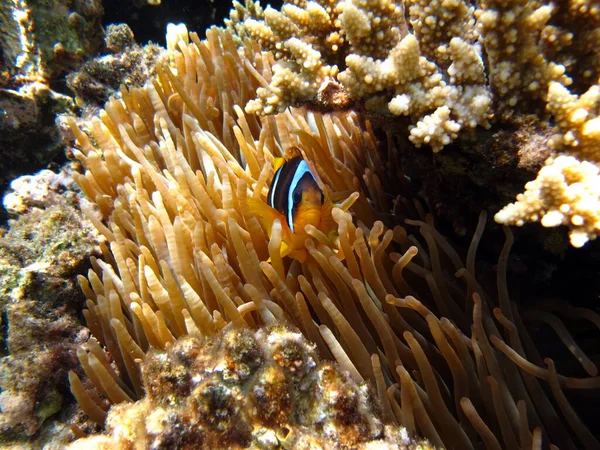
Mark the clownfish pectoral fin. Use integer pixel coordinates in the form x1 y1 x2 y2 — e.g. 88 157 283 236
280 240 292 257
246 198 286 239
291 248 308 263
264 234 292 263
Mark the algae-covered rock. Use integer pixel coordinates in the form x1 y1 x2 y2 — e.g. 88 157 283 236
0 0 103 81
0 174 103 440
67 23 165 108
0 0 103 211
0 88 75 215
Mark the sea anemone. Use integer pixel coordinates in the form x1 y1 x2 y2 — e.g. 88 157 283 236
67 25 600 449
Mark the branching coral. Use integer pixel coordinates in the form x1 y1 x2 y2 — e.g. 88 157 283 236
475 0 571 119
408 0 477 68
227 0 492 152
496 82 600 246
495 154 600 248
64 22 600 450
225 0 594 142
468 1 600 247
539 0 600 94
546 82 600 162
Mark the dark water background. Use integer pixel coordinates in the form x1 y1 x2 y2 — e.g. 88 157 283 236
103 0 284 45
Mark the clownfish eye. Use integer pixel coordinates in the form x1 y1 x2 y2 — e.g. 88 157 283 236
292 190 302 205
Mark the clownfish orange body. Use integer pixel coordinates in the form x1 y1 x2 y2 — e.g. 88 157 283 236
247 147 336 262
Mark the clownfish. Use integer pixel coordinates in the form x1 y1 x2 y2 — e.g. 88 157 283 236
247 147 336 262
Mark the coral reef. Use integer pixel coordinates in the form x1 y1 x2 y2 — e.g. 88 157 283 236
496 81 600 246
226 0 600 247
66 23 600 450
475 0 570 119
538 0 600 94
69 326 430 449
0 22 165 226
1 0 597 449
493 0 600 242
0 171 103 439
495 155 600 248
3 168 78 215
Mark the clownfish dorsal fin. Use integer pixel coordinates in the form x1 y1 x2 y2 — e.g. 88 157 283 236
283 146 303 161
272 147 302 172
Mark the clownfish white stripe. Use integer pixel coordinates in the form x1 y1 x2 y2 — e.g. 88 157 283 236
287 160 312 232
269 165 283 206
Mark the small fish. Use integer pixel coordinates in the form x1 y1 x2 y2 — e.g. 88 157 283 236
247 147 336 262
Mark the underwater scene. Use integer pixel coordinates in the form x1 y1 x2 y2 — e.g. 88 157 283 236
1 0 599 448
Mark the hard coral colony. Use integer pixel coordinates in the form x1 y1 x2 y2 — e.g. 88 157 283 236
64 2 600 450
228 0 600 248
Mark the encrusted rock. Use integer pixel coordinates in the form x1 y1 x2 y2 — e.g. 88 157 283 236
0 186 103 439
69 326 432 449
